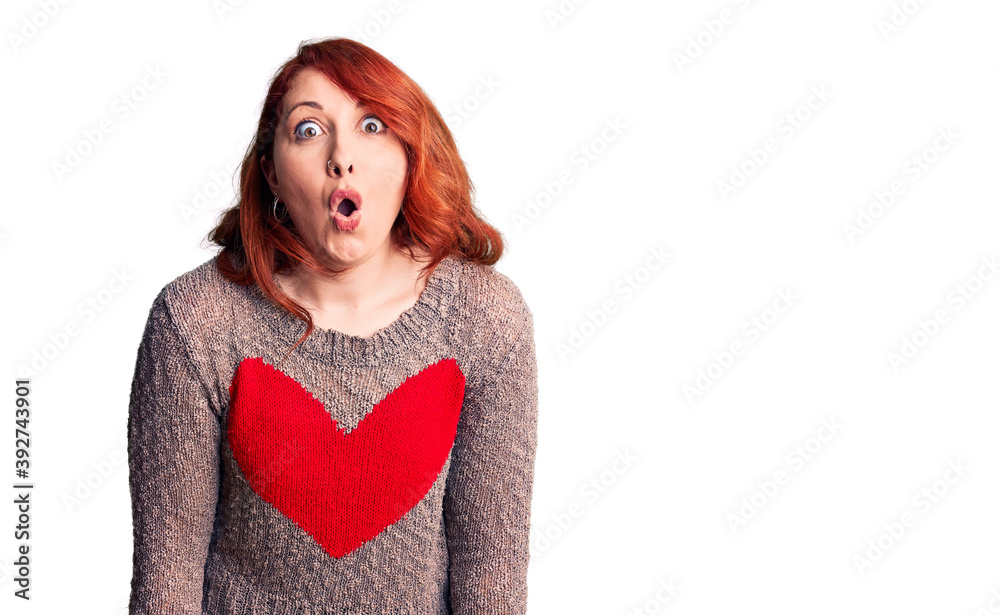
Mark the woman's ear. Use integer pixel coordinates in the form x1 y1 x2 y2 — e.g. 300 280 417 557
260 155 278 194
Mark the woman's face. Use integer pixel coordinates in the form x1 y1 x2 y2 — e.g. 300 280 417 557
261 67 408 268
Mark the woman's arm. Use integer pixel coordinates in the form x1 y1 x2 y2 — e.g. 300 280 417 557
127 293 220 614
443 316 539 614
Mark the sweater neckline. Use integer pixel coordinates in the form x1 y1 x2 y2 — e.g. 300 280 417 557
248 254 461 363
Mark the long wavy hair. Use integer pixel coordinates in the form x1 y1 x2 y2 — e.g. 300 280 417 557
208 37 504 360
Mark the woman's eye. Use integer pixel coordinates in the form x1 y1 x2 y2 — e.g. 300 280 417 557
294 120 322 139
362 117 385 134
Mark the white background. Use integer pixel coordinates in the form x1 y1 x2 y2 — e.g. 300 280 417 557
2 0 999 613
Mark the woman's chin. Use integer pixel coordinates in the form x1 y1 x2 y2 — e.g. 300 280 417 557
314 236 372 267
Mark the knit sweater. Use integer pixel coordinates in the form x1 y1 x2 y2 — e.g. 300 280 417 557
126 253 538 615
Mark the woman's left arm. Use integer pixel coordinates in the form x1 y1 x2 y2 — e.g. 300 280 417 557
443 316 539 614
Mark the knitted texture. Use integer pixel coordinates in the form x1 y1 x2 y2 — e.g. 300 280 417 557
126 253 538 614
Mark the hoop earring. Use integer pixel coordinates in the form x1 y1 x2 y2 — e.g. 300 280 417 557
272 194 286 222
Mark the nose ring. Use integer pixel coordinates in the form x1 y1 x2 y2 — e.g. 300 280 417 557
328 160 352 174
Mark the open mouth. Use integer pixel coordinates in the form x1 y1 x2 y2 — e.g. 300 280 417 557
337 199 357 217
331 189 362 231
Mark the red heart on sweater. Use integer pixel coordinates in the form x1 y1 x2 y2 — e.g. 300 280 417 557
227 357 465 558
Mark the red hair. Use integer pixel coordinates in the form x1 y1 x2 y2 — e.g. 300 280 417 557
209 37 504 359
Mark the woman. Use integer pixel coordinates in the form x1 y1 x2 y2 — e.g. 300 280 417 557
127 37 538 614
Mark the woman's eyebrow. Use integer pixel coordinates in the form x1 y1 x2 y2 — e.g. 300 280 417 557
283 100 367 123
283 101 322 123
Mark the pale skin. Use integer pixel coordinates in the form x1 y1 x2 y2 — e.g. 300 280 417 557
261 67 431 338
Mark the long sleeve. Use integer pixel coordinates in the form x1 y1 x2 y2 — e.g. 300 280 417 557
443 316 539 614
127 293 221 614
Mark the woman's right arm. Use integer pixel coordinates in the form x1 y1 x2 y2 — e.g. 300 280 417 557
127 292 220 614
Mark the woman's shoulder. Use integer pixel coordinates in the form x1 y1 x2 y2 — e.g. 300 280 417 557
160 254 240 303
147 254 247 342
447 255 532 321
445 255 534 370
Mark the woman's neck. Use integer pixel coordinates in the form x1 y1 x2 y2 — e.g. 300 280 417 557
276 243 431 318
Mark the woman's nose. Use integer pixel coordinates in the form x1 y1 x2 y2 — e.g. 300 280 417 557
327 149 353 176
327 160 353 175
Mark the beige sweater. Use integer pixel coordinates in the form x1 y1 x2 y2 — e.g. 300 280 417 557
126 253 538 614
